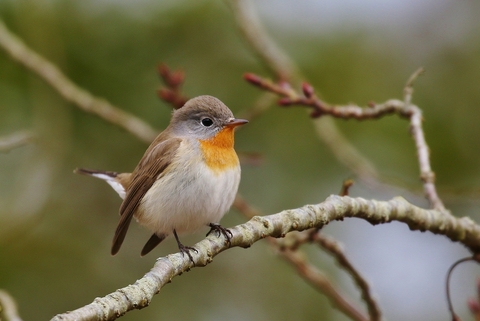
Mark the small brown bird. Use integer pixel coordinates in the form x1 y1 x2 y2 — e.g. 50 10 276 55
75 95 248 260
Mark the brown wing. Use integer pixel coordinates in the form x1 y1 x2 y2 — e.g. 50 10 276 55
111 137 182 255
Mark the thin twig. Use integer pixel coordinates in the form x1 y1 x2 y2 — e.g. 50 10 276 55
340 179 355 197
445 256 475 321
0 290 23 321
0 130 34 153
0 20 157 143
276 244 368 321
245 72 446 211
404 67 425 106
403 68 445 211
311 232 382 321
313 118 380 183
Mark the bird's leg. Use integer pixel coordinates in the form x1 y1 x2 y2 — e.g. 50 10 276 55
207 223 233 246
173 229 197 264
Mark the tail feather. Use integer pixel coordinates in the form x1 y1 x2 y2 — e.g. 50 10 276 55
74 168 119 178
74 168 126 199
140 233 167 256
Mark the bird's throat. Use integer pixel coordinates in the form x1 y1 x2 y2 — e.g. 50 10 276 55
199 128 239 172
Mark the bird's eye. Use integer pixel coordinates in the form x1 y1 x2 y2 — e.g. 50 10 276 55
201 118 213 127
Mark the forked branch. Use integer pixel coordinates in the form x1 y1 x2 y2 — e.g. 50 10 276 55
244 71 446 211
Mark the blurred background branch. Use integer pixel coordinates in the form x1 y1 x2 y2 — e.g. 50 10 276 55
0 130 34 153
0 19 157 143
234 193 378 321
230 0 381 187
0 290 23 321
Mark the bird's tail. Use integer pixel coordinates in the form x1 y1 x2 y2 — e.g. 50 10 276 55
74 168 119 178
74 168 126 199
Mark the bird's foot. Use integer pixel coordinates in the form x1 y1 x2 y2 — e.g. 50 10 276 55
173 229 197 264
207 223 233 246
178 243 198 264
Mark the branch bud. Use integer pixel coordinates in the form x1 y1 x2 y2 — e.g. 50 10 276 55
244 73 263 86
302 82 315 98
169 70 185 87
468 298 480 313
157 63 170 79
278 97 292 106
310 109 323 118
157 88 175 102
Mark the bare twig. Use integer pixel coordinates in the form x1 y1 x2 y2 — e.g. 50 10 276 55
445 256 477 321
311 232 382 321
404 67 425 106
0 131 34 153
53 195 480 320
245 72 446 211
403 68 445 211
231 0 380 184
0 290 23 321
0 20 157 143
277 245 368 321
340 179 355 196
313 118 381 183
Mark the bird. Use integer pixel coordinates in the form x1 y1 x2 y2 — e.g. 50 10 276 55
75 95 248 261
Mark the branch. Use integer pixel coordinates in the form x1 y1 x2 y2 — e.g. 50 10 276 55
230 0 380 186
229 0 298 81
403 68 445 211
0 20 157 144
311 232 382 321
0 130 34 153
0 290 23 321
245 72 446 211
234 194 369 321
52 195 480 320
276 245 369 321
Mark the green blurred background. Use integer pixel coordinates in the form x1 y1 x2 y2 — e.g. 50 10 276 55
1 0 480 320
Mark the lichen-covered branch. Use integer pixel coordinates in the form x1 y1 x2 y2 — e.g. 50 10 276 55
52 195 480 321
0 20 157 144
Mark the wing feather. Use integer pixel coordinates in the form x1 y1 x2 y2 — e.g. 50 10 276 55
111 137 182 255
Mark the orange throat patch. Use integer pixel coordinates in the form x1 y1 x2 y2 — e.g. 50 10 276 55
199 127 239 173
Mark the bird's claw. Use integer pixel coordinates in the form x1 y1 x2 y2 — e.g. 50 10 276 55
207 223 233 246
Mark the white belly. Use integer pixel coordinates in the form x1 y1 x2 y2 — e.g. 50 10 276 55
135 143 240 236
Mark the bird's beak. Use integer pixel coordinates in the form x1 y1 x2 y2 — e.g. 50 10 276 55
225 118 249 128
